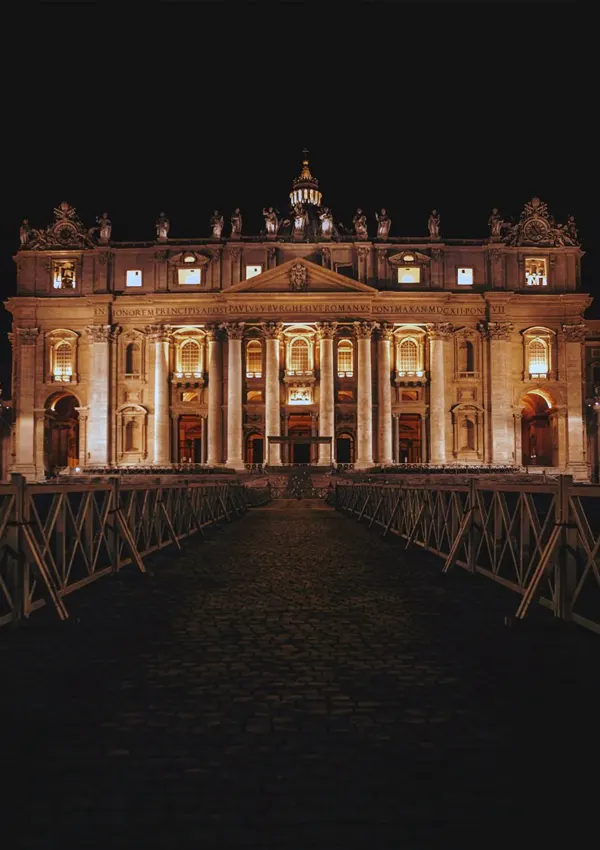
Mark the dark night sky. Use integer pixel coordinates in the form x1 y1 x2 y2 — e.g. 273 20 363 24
2 1 595 398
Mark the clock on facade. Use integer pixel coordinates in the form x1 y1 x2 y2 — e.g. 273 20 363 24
523 219 549 242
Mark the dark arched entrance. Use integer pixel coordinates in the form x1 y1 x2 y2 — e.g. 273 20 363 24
521 392 554 466
179 415 203 463
246 433 264 464
398 414 422 463
46 393 79 472
336 432 354 464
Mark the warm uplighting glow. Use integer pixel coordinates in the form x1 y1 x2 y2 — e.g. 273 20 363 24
246 340 262 377
178 268 201 285
525 258 547 286
53 341 73 382
53 260 76 290
398 266 420 284
337 339 353 375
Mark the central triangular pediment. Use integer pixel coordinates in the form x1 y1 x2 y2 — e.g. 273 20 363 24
227 258 376 294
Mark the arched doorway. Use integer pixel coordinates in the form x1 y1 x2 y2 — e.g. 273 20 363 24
179 415 203 463
398 414 422 463
521 392 554 466
336 432 354 464
46 393 79 472
246 433 264 464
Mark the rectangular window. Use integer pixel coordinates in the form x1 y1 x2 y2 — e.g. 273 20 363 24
335 263 354 278
397 266 421 284
52 260 76 290
178 267 202 285
126 269 142 287
247 390 263 403
457 267 473 285
525 257 547 286
245 265 262 280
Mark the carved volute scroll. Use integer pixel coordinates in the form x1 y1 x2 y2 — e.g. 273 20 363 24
315 322 337 341
221 322 245 340
85 324 118 343
562 323 587 342
425 322 454 340
17 327 39 346
260 321 283 340
353 321 379 339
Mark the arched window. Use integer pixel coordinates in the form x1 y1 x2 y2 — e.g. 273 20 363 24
289 337 310 372
461 419 475 451
180 339 201 375
529 338 548 376
337 340 353 375
459 339 475 373
125 342 141 375
246 340 262 377
398 338 419 373
125 420 139 452
54 341 73 381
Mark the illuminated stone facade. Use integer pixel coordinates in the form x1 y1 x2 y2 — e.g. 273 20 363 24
6 161 592 480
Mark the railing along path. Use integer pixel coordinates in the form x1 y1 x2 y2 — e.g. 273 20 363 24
0 475 270 627
332 476 600 635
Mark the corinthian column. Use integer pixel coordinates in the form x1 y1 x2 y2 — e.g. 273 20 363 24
262 322 283 466
224 322 245 470
317 322 336 466
377 324 393 465
563 323 588 479
86 324 118 466
426 323 453 464
146 324 172 465
484 322 514 464
354 321 378 469
206 325 223 465
13 328 39 479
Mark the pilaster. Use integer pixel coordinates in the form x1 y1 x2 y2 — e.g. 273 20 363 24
354 321 378 469
223 322 245 470
262 322 283 466
316 322 336 466
426 323 453 464
377 324 393 465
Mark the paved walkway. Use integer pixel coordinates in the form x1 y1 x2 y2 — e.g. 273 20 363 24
1 500 599 849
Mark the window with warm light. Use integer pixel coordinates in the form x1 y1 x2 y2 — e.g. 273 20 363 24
246 340 262 377
247 390 263 403
337 340 353 376
525 258 547 286
178 267 202 285
337 390 354 402
181 391 199 403
53 260 76 290
54 341 73 381
528 338 548 377
289 338 310 373
398 338 419 373
180 340 201 375
457 267 473 285
397 266 421 284
126 270 142 287
245 265 263 280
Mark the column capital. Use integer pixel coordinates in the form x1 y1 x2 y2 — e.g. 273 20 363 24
204 323 222 342
16 327 39 346
85 324 119 343
315 321 337 341
220 321 245 340
353 320 379 339
377 322 393 342
144 324 173 342
260 321 283 340
479 321 514 341
562 323 587 342
426 322 454 340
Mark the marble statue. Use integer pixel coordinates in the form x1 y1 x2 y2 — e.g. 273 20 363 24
156 212 170 241
210 210 224 239
292 202 307 234
428 209 440 239
97 212 112 243
230 208 242 237
375 208 391 239
19 219 31 248
488 208 503 238
566 214 579 244
319 207 333 237
262 206 280 236
353 208 368 238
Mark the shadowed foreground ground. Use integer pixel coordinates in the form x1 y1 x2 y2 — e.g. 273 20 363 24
1 499 599 849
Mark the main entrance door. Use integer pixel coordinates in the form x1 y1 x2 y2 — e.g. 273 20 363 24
288 413 312 464
46 393 79 473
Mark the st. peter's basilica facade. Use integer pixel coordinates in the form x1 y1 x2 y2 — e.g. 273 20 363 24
6 155 593 480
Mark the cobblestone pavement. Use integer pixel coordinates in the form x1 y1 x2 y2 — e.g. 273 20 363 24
1 500 600 849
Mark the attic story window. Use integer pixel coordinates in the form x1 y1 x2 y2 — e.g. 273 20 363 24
126 270 142 287
178 267 201 285
246 265 262 280
398 266 420 283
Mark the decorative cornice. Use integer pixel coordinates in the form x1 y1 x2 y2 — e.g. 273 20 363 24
315 322 337 341
426 322 454 340
221 322 245 340
17 327 39 346
353 320 379 339
261 321 283 340
562 323 587 342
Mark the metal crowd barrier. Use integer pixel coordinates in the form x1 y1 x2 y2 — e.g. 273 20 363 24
0 475 271 628
332 477 600 635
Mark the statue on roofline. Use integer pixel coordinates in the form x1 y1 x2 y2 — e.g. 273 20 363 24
428 209 440 239
353 208 368 238
230 208 242 237
156 212 170 241
375 208 391 239
210 210 224 239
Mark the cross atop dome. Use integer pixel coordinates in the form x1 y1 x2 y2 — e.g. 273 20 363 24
290 149 322 207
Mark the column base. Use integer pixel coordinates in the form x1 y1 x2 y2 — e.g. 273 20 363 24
225 459 246 472
565 462 590 481
354 459 375 471
10 464 38 482
377 458 394 466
